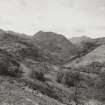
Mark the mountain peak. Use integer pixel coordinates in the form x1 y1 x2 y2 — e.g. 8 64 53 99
34 31 67 41
33 31 78 64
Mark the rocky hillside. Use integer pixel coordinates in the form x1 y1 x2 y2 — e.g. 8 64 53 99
70 36 98 55
0 29 105 105
65 37 105 68
72 44 105 67
0 29 78 105
33 31 78 64
0 76 65 105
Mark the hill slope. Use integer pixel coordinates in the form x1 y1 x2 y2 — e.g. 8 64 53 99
70 36 97 54
34 31 78 64
70 36 93 45
0 76 64 105
65 44 105 67
1 29 105 105
0 29 74 105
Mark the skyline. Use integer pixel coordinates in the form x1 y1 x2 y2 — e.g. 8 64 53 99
0 0 105 38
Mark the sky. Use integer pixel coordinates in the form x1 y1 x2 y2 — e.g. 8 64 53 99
0 0 105 38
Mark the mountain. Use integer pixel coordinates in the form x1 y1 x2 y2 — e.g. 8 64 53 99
70 36 93 44
0 29 67 64
0 30 43 61
94 37 105 45
64 36 105 68
0 29 75 105
0 29 105 105
33 31 78 64
70 36 97 52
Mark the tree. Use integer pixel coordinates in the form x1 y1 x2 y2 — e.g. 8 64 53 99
56 70 87 105
81 41 96 54
72 72 85 105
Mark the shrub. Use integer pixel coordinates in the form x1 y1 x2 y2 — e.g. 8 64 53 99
56 70 82 87
0 60 9 75
62 71 75 86
0 54 10 75
56 71 64 83
8 62 22 77
81 41 97 53
0 56 22 78
31 69 45 82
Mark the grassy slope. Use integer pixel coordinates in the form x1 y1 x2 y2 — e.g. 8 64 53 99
65 44 105 68
0 76 64 105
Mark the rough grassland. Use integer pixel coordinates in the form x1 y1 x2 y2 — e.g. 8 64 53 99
0 76 64 105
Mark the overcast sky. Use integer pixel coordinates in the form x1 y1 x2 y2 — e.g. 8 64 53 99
0 0 105 38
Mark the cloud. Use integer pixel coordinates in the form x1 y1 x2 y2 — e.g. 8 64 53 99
18 0 27 6
73 29 86 33
96 26 105 30
59 0 75 8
